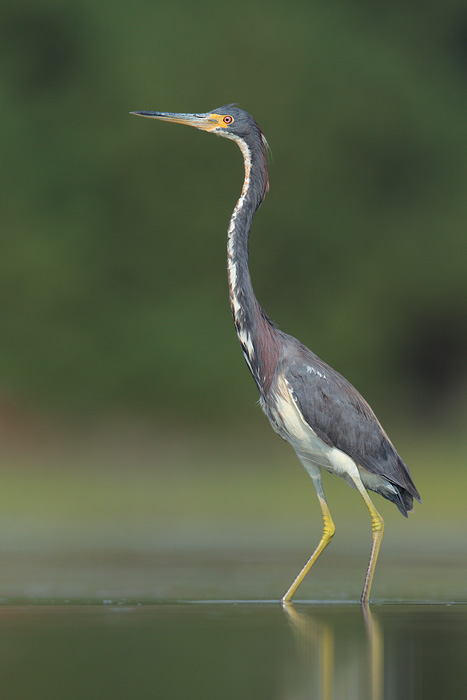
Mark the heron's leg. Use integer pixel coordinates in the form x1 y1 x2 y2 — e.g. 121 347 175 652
282 475 335 603
348 475 385 604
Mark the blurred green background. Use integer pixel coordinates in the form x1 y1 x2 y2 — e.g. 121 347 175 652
0 0 466 600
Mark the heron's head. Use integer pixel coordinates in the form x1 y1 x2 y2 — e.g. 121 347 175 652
131 105 269 150
131 105 270 203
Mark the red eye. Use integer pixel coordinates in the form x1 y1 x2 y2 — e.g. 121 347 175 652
223 115 233 124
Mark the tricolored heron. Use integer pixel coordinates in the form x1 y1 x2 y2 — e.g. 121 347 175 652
131 105 421 603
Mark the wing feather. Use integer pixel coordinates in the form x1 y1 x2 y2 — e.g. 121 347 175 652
282 336 420 502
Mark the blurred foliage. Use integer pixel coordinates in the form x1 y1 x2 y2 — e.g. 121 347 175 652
0 0 466 425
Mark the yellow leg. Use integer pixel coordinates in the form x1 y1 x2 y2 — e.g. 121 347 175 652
356 485 385 604
282 478 335 603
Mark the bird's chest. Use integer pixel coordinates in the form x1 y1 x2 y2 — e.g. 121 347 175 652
261 375 360 484
261 375 332 464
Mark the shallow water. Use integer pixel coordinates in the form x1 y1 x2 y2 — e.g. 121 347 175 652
1 601 465 700
1 435 465 697
0 519 465 699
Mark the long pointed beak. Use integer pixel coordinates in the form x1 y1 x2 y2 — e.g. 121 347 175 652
130 110 219 132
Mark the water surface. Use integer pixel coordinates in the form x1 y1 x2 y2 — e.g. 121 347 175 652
1 601 465 700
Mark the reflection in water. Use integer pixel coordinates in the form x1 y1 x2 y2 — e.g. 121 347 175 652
283 603 383 700
0 602 466 699
283 603 334 699
362 604 383 700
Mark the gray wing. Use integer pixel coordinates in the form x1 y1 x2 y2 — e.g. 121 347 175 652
282 336 420 502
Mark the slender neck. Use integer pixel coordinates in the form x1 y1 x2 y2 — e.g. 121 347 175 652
226 133 279 393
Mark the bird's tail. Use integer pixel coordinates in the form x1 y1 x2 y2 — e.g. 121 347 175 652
386 484 420 517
